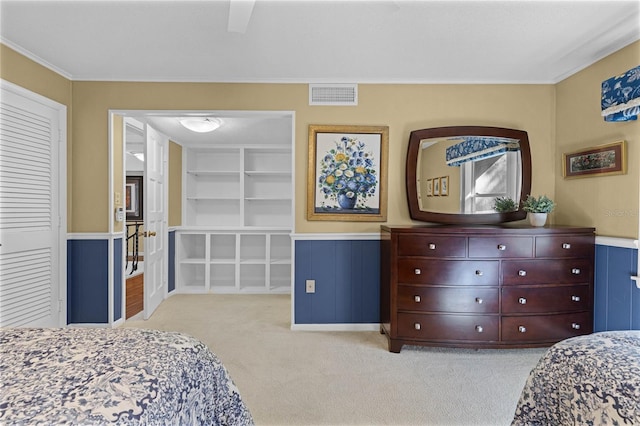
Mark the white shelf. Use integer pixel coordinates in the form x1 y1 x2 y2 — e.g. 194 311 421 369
178 137 292 294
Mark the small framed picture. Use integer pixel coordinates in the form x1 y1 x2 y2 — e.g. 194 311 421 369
433 177 440 196
562 140 626 179
426 178 433 196
440 176 449 196
125 176 143 221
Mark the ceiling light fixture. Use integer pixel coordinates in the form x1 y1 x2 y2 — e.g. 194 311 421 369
179 117 222 133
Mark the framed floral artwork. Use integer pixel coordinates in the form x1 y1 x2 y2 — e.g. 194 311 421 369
307 124 389 221
562 140 626 178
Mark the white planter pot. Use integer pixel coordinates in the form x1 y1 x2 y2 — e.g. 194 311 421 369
528 212 548 227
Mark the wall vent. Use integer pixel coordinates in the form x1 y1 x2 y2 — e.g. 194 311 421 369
309 84 358 106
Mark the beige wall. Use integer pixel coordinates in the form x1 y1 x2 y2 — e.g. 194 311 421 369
112 114 124 232
3 41 637 237
555 41 640 238
68 81 556 233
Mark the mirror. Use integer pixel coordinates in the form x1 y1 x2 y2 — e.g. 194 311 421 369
406 126 531 224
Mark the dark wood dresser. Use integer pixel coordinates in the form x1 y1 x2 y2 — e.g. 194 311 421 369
380 224 595 353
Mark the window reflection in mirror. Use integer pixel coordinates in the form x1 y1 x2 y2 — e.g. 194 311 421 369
462 151 521 213
407 126 531 224
418 137 521 214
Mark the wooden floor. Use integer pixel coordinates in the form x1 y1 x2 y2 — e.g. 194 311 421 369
126 273 144 319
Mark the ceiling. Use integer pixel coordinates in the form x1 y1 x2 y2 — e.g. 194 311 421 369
3 0 638 148
1 0 638 84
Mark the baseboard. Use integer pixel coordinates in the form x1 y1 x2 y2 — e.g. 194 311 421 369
291 323 380 332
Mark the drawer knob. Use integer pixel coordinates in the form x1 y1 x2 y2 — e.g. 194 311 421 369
571 295 581 302
475 297 483 304
414 295 421 303
518 326 527 333
572 268 581 275
562 243 571 249
475 270 483 276
414 323 421 330
572 323 581 330
414 268 421 275
428 243 436 250
497 244 507 251
518 270 527 277
518 297 527 305
475 325 484 333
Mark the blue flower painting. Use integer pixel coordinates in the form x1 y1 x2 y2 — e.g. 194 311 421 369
314 133 381 213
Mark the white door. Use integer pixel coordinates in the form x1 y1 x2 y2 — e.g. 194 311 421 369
0 81 66 327
143 124 167 319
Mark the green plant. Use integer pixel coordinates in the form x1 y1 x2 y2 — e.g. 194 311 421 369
493 197 518 213
521 195 556 213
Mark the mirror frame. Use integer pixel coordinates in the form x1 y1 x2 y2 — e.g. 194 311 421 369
406 126 532 224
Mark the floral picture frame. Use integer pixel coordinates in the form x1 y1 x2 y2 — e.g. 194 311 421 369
307 124 389 221
562 140 627 179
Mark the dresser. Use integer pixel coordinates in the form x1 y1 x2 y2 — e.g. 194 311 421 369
380 224 595 353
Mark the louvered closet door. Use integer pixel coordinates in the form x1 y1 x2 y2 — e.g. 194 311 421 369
0 85 62 328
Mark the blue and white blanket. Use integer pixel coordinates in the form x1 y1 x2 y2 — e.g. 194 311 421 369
512 330 640 425
0 327 253 425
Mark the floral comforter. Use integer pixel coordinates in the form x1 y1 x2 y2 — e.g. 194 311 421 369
512 330 640 425
0 327 253 425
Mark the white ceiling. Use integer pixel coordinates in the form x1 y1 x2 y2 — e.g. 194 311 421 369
1 0 638 84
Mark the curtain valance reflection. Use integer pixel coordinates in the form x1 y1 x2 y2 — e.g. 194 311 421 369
446 136 520 167
601 65 640 122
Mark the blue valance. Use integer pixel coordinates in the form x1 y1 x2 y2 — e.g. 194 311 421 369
601 65 640 122
446 136 520 167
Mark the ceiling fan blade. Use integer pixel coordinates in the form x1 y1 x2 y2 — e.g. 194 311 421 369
228 0 256 34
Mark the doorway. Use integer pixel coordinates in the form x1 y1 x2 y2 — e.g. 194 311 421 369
113 109 295 323
124 118 145 319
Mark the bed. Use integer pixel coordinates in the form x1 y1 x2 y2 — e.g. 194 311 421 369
512 330 640 425
0 327 254 425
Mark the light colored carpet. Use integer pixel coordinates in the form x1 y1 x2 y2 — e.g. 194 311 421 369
124 294 545 426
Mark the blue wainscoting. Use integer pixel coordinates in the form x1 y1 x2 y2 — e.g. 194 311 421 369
594 243 639 331
293 235 640 331
67 239 109 324
294 238 380 325
114 238 123 322
68 233 176 325
169 231 175 293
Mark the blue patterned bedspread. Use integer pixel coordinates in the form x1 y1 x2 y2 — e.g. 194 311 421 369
0 327 254 425
512 330 640 425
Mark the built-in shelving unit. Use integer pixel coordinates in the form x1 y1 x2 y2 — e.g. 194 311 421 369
176 113 293 294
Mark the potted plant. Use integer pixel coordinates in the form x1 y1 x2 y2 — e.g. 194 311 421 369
521 195 555 226
493 196 518 213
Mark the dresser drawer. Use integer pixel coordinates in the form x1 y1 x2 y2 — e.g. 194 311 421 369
502 259 591 285
468 236 533 258
397 313 499 341
502 312 592 342
398 259 499 285
398 285 499 313
397 235 466 257
502 285 590 313
535 235 594 258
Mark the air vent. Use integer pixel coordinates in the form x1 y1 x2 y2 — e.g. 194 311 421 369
309 84 358 106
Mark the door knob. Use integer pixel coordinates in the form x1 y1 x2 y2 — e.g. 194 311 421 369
139 231 157 237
